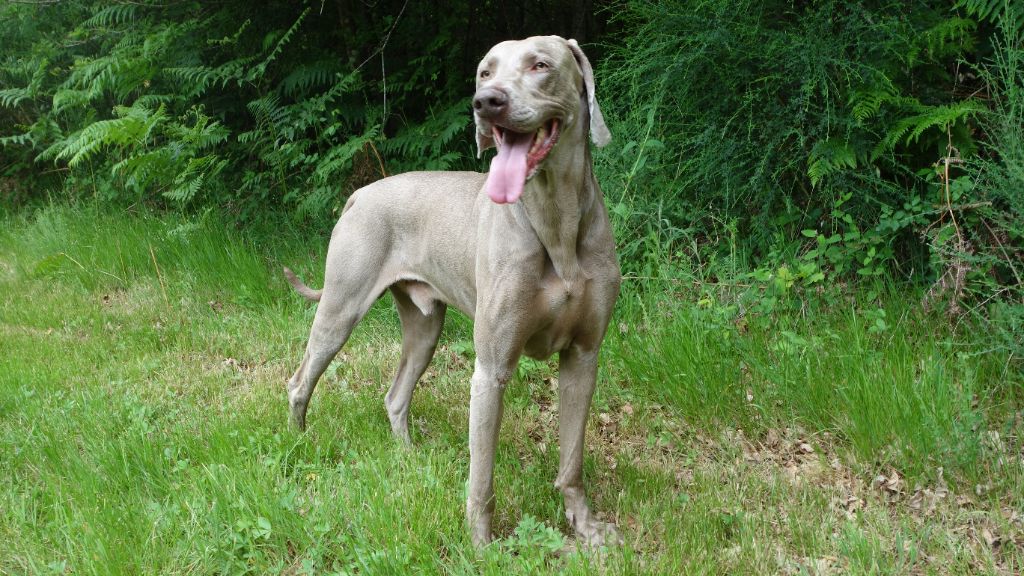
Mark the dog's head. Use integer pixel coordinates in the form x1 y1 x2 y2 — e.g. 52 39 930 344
473 36 611 204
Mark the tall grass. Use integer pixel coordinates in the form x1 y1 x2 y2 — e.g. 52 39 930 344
610 292 1007 478
0 204 310 306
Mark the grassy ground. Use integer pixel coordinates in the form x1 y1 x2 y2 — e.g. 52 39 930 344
1 205 1021 575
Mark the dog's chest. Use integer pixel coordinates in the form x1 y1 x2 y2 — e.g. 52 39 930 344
521 272 598 359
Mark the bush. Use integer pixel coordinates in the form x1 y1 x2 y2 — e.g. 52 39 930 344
599 1 983 275
0 0 604 221
963 11 1024 359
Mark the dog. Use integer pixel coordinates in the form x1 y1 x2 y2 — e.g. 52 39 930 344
284 35 621 547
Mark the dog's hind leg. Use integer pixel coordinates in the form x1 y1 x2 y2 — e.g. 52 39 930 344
287 233 388 430
287 305 362 430
385 283 447 443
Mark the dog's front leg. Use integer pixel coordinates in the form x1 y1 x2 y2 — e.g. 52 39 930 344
466 357 512 546
555 345 623 547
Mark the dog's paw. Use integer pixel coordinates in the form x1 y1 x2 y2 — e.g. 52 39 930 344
574 518 623 549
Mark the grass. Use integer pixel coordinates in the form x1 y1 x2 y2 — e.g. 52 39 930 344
614 292 1018 479
1 204 1021 574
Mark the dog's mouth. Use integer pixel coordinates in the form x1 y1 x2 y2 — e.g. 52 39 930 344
485 118 560 204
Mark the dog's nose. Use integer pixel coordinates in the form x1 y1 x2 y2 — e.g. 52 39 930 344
473 87 508 119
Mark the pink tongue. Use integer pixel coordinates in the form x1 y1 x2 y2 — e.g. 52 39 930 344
485 130 532 204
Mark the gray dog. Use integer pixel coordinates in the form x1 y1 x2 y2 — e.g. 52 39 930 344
284 36 621 547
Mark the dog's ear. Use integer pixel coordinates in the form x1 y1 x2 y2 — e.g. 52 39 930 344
475 122 495 158
567 38 611 148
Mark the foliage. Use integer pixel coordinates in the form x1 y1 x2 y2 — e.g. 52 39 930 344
600 1 978 271
0 1 1021 342
962 15 1024 357
0 0 596 220
595 0 1022 355
958 0 1024 36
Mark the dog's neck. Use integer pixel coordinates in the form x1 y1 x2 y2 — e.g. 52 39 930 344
519 94 598 290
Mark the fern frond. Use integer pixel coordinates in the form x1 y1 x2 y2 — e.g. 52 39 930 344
906 101 986 143
134 94 174 108
166 56 257 95
849 84 918 124
248 8 310 82
0 132 34 147
83 5 138 28
167 108 230 149
0 88 31 108
279 60 339 96
872 100 985 158
922 17 977 57
165 155 228 202
54 104 167 167
0 58 48 107
246 95 289 133
52 89 93 113
209 19 251 47
808 139 857 188
957 0 1024 36
377 100 471 169
112 149 172 190
313 124 381 182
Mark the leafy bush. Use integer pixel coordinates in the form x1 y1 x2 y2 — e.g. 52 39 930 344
961 9 1024 358
599 1 980 273
0 1 598 220
596 0 1022 353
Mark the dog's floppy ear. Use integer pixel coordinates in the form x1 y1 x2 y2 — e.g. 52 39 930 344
567 38 611 148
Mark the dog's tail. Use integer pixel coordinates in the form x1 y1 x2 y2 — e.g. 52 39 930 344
282 267 322 302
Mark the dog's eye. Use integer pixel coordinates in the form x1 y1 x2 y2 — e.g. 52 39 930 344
480 70 491 79
532 62 549 72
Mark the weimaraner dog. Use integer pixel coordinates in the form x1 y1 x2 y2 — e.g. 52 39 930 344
283 36 621 547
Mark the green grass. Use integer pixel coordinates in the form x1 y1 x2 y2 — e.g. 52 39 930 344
1 205 1021 574
611 293 1018 480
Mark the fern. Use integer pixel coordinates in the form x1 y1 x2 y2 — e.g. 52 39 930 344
0 88 31 108
922 17 977 58
165 9 309 97
808 139 858 188
850 84 903 123
247 8 310 82
0 132 34 147
378 101 471 172
112 149 173 190
873 100 985 158
166 56 258 95
0 57 48 108
239 95 289 145
82 5 137 28
171 108 230 149
957 0 1024 36
294 125 380 215
280 60 339 96
314 125 381 181
166 155 228 202
51 104 166 167
52 89 94 114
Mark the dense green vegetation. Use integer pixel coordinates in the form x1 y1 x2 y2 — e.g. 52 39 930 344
2 0 1021 342
1 0 1022 573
